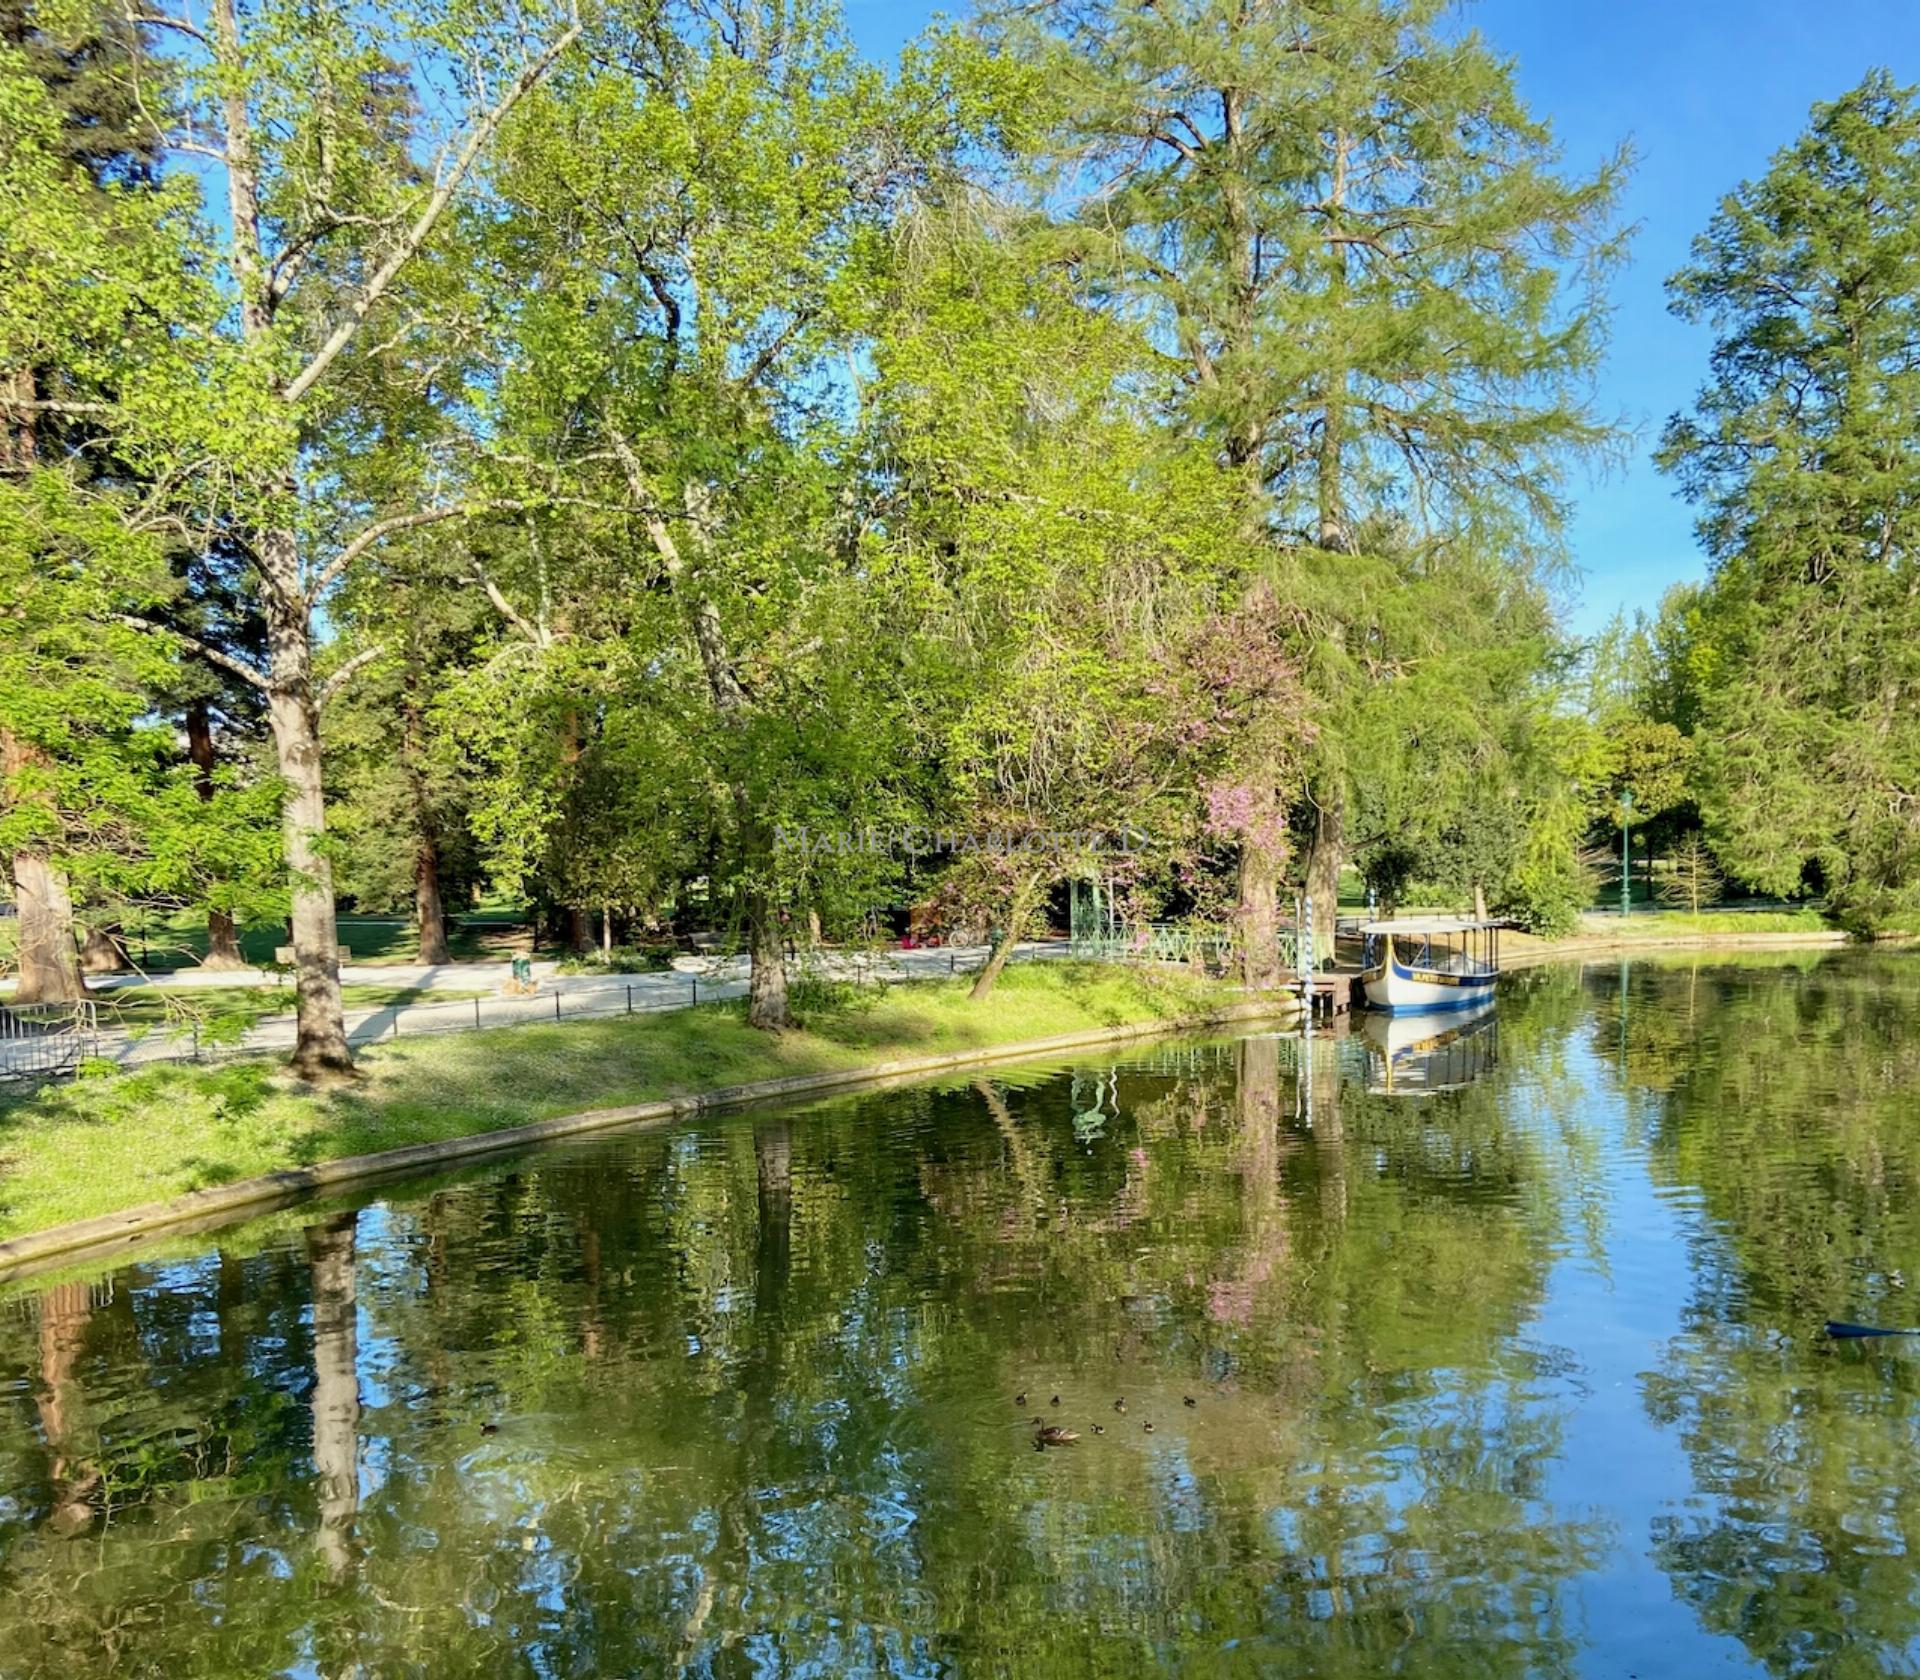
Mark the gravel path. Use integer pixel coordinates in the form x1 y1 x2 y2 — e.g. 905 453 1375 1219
3 943 1069 1074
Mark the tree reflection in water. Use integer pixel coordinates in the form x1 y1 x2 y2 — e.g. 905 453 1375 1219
0 951 1914 1676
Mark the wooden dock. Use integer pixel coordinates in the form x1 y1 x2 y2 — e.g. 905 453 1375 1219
1286 968 1362 1018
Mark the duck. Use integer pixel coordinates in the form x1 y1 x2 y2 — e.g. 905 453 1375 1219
1014 1391 1028 1408
1033 1422 1080 1447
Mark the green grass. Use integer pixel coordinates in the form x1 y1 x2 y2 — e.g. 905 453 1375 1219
1 904 557 973
0 962 1238 1241
1568 908 1835 937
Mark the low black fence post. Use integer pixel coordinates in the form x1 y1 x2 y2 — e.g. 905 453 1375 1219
554 992 562 1023
626 985 633 1015
691 976 698 1005
475 998 482 1028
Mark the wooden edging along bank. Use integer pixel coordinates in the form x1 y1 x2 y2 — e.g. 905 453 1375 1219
0 996 1299 1279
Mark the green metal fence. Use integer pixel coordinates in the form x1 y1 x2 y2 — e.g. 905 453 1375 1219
1067 880 1304 973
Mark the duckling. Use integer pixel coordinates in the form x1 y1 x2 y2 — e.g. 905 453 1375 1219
480 1423 500 1437
1183 1395 1197 1408
1093 1424 1106 1436
1050 1394 1061 1407
1014 1391 1027 1408
1143 1422 1155 1433
1113 1397 1127 1414
1033 1422 1080 1447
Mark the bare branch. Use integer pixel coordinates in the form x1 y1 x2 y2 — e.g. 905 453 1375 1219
4 399 118 416
315 645 384 709
463 557 547 647
308 499 541 599
733 309 815 395
281 18 583 405
114 615 270 692
129 9 208 41
169 136 231 162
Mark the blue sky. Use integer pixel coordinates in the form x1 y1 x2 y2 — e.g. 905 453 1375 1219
842 0 1920 634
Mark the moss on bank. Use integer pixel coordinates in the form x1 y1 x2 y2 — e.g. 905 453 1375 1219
0 962 1237 1240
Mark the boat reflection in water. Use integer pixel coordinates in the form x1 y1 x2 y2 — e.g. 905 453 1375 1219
1357 997 1499 1096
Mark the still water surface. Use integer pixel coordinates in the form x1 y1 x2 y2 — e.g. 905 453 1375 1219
3 952 1920 1678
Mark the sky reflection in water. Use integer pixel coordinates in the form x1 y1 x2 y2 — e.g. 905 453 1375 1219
3 949 1920 1678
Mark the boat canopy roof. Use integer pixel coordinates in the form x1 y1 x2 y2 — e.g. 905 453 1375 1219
1352 917 1504 935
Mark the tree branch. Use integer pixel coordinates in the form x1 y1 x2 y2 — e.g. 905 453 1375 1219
462 557 547 647
7 399 118 415
129 9 208 42
280 16 582 405
115 615 270 692
308 498 542 599
315 645 384 709
733 309 815 395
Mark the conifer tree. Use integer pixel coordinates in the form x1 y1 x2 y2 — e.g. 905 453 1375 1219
1660 71 1920 930
983 0 1626 942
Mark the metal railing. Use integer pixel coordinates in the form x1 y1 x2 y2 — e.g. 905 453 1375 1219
1068 921 1306 975
3 944 1065 1081
0 1000 100 1081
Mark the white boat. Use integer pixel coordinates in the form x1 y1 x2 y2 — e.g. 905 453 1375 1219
1358 917 1501 1013
1358 998 1498 1095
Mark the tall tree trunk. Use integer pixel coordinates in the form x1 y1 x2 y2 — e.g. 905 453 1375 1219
415 836 452 965
601 905 613 961
1237 834 1282 990
398 673 452 968
567 906 592 955
1473 880 1488 922
970 868 1043 1002
746 887 788 1029
2 726 84 1004
306 1211 361 1583
185 700 247 968
9 852 84 1004
264 573 353 1081
1317 130 1355 556
77 917 128 974
1305 786 1343 969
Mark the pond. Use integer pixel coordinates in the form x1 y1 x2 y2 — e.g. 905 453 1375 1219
3 950 1920 1678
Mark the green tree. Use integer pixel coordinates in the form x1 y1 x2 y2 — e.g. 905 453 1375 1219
984 0 1627 941
478 0 967 1026
1660 70 1920 931
869 201 1308 994
82 0 582 1074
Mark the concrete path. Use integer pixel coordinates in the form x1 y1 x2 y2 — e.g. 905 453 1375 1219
5 942 1069 1073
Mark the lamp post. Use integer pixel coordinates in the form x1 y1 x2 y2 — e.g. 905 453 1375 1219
1620 789 1634 919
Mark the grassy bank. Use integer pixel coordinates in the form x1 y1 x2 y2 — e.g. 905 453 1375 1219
1565 908 1834 937
0 962 1237 1241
